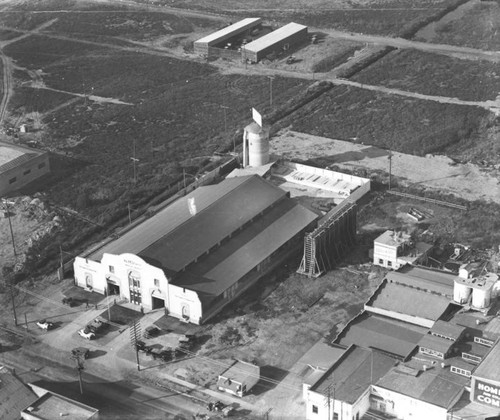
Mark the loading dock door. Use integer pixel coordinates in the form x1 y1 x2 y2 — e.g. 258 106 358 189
152 296 165 310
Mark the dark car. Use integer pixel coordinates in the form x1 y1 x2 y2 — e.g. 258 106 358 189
135 340 152 354
143 325 161 339
62 297 76 307
71 347 90 359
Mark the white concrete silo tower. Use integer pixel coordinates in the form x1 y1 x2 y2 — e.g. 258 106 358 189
242 122 270 168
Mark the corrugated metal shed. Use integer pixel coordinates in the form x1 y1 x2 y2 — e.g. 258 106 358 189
171 198 317 295
195 18 262 46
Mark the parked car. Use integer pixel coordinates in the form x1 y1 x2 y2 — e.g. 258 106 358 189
87 318 105 334
135 340 153 354
143 325 161 339
78 328 95 340
71 347 90 359
36 319 54 331
62 297 76 307
150 347 173 361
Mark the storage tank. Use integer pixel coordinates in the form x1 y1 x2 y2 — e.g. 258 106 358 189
243 122 269 168
453 278 472 304
471 274 497 309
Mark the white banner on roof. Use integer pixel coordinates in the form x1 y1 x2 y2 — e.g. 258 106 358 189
252 107 262 127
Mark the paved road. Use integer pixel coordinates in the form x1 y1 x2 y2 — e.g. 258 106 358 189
0 337 198 419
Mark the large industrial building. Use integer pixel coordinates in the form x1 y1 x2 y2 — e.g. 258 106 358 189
0 141 50 196
304 265 500 420
73 175 318 324
242 22 308 62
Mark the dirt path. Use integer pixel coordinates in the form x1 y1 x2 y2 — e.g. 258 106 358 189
322 29 500 63
217 63 500 113
270 130 500 204
0 49 12 124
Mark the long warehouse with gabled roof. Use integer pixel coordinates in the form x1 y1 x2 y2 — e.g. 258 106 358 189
242 22 308 62
194 17 262 55
73 175 319 324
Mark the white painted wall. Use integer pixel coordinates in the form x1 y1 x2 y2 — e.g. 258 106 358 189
73 253 203 323
372 385 448 420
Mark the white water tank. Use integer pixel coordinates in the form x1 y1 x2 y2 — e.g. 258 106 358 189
243 122 269 167
453 279 472 304
472 285 491 309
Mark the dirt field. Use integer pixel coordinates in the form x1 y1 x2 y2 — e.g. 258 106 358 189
352 48 500 102
414 0 500 50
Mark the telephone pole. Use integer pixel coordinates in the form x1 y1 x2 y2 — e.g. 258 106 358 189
130 319 141 371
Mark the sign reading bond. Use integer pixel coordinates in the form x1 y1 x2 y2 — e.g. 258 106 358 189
475 380 500 408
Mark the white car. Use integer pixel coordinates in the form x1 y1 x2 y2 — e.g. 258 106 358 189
36 319 54 331
78 328 95 340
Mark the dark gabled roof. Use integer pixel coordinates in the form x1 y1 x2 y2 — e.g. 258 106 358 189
376 360 468 409
171 198 317 296
431 320 465 341
0 367 37 420
311 346 396 404
86 175 287 269
418 334 455 355
336 313 427 360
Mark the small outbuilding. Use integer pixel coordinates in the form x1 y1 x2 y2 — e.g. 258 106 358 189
0 141 50 196
242 22 308 62
217 360 260 397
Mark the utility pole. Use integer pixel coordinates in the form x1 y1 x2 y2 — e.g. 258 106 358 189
130 319 141 371
388 148 392 190
130 137 139 184
325 381 334 420
70 354 85 395
10 279 18 326
268 76 275 107
127 203 132 225
3 200 17 259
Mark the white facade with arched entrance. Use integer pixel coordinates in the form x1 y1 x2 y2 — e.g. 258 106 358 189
74 253 203 324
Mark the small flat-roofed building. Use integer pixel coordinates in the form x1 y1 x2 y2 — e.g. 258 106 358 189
335 312 428 361
242 22 308 62
471 343 500 410
217 360 260 397
365 280 452 328
21 389 98 420
372 359 468 420
194 18 262 55
386 266 456 298
0 367 38 420
0 141 50 196
373 230 432 270
305 345 396 420
74 175 318 324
